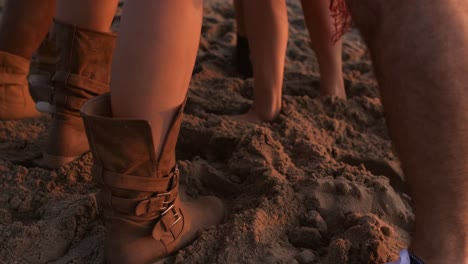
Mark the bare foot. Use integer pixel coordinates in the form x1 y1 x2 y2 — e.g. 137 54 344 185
231 108 279 123
321 89 347 99
320 82 347 99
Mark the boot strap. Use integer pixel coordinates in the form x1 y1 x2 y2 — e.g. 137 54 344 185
52 70 109 96
52 89 88 112
93 164 180 215
94 164 184 245
110 182 179 216
0 71 27 86
107 180 184 246
152 203 184 246
92 164 177 192
51 71 110 112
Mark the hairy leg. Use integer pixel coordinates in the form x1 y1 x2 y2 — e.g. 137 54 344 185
235 0 288 122
301 0 346 99
111 0 203 156
346 0 468 262
0 0 55 59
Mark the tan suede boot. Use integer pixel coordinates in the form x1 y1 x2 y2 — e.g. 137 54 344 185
0 51 41 120
29 32 56 103
81 94 225 264
42 20 116 168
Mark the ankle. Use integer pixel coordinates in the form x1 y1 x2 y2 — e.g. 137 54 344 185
318 71 346 99
249 103 281 122
320 82 346 99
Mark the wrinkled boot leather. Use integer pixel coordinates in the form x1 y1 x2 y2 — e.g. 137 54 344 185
42 20 116 168
0 51 41 120
81 94 225 264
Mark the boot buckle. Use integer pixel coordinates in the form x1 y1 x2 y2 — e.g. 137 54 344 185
152 203 184 243
161 204 182 228
156 191 171 211
136 191 172 216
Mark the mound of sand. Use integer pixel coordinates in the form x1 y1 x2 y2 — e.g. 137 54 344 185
0 1 414 263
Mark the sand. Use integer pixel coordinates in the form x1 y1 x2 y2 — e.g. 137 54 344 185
0 1 415 263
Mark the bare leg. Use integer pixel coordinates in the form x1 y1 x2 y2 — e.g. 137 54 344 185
301 0 346 99
56 1 222 263
111 0 203 156
346 0 468 262
0 0 55 60
56 0 118 32
234 0 288 122
80 2 224 263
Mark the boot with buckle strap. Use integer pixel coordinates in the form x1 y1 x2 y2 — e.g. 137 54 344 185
41 20 116 168
81 93 225 264
0 51 41 120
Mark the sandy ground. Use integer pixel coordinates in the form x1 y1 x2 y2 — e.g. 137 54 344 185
0 1 415 263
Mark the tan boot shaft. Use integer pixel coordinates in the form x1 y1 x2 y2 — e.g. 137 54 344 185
42 20 116 168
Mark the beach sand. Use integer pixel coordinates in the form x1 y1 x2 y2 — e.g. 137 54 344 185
0 0 414 263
